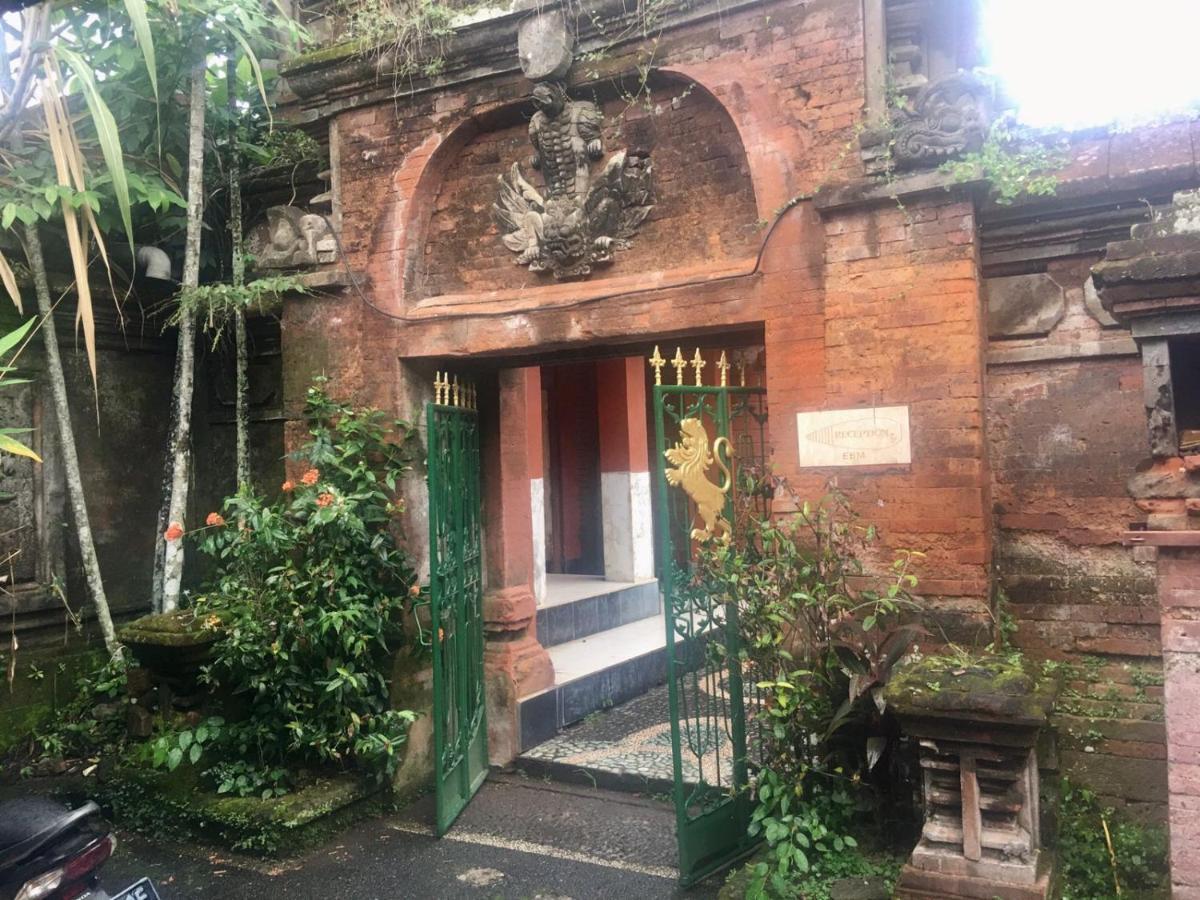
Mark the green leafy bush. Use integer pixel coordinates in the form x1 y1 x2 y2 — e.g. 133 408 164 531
697 478 924 894
746 767 859 896
187 379 421 787
1058 779 1169 899
704 481 923 771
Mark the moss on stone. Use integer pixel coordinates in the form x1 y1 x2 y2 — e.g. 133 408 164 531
119 610 218 647
282 40 371 72
884 652 1059 724
92 763 381 855
0 647 106 753
0 703 54 754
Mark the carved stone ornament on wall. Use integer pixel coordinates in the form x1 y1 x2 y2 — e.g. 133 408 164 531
861 73 994 174
246 205 335 270
493 14 654 281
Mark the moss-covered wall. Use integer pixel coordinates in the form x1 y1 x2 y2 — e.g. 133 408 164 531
0 642 105 755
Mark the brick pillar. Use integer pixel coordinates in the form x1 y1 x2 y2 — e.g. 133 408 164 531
481 367 554 764
1161 547 1200 898
596 357 654 583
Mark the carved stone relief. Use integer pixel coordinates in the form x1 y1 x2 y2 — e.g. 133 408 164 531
493 13 654 281
890 73 992 169
246 205 336 269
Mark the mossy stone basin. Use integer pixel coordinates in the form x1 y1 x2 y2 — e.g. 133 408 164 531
119 610 221 678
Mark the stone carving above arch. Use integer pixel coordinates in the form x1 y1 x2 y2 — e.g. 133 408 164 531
492 13 654 281
493 81 654 281
410 72 759 301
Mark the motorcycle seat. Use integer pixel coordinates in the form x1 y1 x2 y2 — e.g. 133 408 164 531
0 799 101 871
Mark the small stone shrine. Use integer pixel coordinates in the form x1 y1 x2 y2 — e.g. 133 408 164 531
884 656 1059 900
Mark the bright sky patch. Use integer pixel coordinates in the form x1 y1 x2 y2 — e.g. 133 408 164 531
982 0 1200 130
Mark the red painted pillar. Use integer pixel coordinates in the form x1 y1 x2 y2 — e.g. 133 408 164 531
481 367 554 764
526 368 546 604
596 357 654 583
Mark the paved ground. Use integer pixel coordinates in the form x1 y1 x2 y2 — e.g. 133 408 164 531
519 678 759 795
97 773 724 900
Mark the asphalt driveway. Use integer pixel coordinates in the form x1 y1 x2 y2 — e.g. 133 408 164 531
98 773 725 900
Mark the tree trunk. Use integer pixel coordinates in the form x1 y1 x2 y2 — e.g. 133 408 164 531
228 57 249 491
23 223 120 658
158 49 206 613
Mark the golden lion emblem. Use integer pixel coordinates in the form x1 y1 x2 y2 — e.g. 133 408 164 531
664 417 733 543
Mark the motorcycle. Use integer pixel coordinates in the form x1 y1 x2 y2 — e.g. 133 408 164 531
0 797 158 900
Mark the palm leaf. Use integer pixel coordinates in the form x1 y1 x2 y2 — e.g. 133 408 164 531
59 97 118 302
52 47 135 251
0 318 35 358
0 249 22 313
228 26 273 130
0 430 42 463
40 75 97 388
122 0 158 101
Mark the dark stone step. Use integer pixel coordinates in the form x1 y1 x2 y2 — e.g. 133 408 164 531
536 580 660 648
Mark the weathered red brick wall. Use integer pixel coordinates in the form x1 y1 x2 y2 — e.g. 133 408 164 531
986 255 1166 816
290 0 996 621
776 196 992 638
278 0 1194 812
417 78 760 298
277 0 865 428
1160 548 1200 896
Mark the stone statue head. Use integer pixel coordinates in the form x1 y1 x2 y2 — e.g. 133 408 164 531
530 81 568 117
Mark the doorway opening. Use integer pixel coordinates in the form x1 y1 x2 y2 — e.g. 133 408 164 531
543 362 605 578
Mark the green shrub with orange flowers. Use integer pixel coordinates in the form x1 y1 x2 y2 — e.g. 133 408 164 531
187 378 423 792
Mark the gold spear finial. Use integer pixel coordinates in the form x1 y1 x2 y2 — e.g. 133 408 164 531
738 360 747 387
467 383 476 410
671 347 687 385
717 351 730 387
434 372 445 405
649 346 666 386
451 376 460 407
691 348 706 386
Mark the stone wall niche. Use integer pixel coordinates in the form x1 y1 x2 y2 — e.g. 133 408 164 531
885 656 1058 900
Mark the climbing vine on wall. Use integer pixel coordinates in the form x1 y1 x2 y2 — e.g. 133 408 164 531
941 113 1066 205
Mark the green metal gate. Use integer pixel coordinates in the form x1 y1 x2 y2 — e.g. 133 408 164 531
650 346 769 886
427 374 487 836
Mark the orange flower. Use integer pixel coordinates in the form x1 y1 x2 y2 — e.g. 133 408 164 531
408 584 421 598
205 512 225 527
281 480 295 493
301 468 320 486
164 522 184 541
316 492 334 508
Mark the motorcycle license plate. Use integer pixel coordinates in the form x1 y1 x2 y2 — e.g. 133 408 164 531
111 877 161 900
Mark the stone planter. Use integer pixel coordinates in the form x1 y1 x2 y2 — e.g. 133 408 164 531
883 655 1059 900
120 610 220 679
119 610 223 733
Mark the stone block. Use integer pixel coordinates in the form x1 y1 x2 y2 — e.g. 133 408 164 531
125 704 154 739
986 274 1066 338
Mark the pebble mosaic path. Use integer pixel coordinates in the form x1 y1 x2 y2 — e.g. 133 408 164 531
519 679 744 788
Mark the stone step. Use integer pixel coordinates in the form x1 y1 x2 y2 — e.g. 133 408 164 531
518 613 677 752
536 579 660 648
